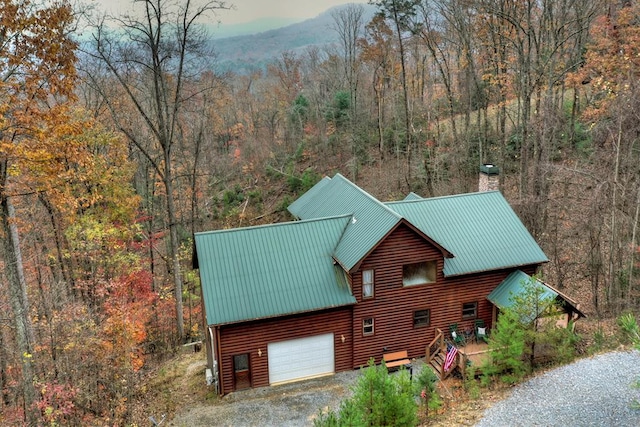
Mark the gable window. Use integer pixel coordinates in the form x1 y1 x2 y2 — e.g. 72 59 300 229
413 309 430 328
462 302 478 319
362 269 374 299
363 318 374 336
403 261 437 286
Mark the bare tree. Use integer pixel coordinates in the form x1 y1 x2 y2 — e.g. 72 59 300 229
331 4 366 125
81 0 230 342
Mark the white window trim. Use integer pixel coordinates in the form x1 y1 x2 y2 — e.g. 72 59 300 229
362 269 374 299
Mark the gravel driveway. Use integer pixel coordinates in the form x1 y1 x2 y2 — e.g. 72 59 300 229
476 350 640 427
168 369 360 426
169 351 640 426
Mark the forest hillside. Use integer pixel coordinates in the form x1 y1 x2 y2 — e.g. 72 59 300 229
0 0 638 425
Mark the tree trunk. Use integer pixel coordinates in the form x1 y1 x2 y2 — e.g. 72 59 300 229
164 155 184 342
0 326 9 407
607 117 622 309
1 195 38 425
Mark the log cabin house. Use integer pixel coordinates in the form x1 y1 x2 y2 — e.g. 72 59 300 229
194 167 581 395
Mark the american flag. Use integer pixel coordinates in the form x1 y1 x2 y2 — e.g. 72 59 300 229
443 344 458 372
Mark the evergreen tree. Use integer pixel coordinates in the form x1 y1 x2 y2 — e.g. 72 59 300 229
314 359 418 427
481 308 529 385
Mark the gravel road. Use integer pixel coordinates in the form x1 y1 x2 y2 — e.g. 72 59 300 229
475 350 640 427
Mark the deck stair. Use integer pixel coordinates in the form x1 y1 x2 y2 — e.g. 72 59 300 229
426 328 466 379
429 351 446 377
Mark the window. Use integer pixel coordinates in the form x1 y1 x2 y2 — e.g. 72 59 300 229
363 318 374 336
403 261 437 286
413 309 430 328
462 302 478 319
362 269 374 299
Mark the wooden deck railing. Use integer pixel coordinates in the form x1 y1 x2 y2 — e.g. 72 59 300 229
426 328 470 380
426 328 445 364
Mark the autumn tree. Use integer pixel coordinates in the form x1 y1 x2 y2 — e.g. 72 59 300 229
360 14 395 160
82 0 230 342
25 112 149 425
567 2 640 312
371 0 420 187
0 1 78 423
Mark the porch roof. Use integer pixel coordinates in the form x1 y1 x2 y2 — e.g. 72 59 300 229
487 270 585 319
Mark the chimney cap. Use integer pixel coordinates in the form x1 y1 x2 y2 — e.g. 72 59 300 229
480 164 499 175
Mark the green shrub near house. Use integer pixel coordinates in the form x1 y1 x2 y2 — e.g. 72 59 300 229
314 359 418 427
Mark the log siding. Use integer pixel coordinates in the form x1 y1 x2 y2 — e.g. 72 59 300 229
212 226 541 394
215 307 353 395
350 223 539 368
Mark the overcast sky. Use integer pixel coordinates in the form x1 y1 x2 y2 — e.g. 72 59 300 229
93 0 370 25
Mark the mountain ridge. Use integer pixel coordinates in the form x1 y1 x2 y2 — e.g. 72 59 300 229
208 3 377 74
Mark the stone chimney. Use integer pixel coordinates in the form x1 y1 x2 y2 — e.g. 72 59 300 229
479 164 499 192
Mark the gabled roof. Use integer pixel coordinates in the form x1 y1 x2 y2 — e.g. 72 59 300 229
194 215 356 326
487 270 585 319
387 192 548 276
288 174 409 272
197 173 549 326
403 192 424 201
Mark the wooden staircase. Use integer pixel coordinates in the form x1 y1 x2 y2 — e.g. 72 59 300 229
426 328 467 379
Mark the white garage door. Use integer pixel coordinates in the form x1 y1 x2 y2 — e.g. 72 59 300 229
268 333 335 385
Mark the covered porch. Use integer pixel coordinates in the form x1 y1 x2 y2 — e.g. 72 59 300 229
487 270 585 329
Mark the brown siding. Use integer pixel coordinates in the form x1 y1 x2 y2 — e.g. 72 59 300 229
216 307 353 395
351 223 540 368
213 222 542 392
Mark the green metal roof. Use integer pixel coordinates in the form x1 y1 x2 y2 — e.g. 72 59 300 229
194 215 356 326
487 270 557 309
403 192 424 201
488 270 585 319
287 175 333 218
197 174 548 326
288 174 404 272
388 192 548 276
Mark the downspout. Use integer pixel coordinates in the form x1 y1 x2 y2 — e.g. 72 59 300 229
215 326 223 395
205 325 221 394
209 326 216 367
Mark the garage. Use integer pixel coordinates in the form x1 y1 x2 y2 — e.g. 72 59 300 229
267 333 335 385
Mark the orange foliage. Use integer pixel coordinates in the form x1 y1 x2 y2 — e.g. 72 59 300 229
567 4 640 121
101 271 155 372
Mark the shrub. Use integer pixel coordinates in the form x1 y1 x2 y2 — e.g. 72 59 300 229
314 359 418 427
617 312 640 345
539 321 580 365
414 366 442 417
480 308 528 385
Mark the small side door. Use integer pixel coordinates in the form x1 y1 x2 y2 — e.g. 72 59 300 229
233 353 251 390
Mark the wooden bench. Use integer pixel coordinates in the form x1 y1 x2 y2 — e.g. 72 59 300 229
383 350 411 370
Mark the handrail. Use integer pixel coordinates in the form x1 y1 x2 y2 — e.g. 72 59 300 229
426 328 445 365
427 328 476 379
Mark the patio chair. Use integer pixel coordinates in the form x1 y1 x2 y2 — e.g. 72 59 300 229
449 323 465 346
475 319 488 343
